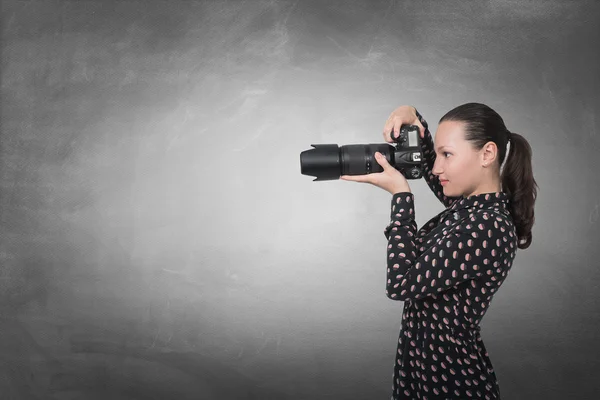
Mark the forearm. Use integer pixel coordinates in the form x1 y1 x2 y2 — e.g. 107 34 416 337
383 192 418 300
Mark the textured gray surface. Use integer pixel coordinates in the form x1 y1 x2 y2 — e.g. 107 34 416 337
1 0 599 399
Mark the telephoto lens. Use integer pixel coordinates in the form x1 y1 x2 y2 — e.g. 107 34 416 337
300 124 424 181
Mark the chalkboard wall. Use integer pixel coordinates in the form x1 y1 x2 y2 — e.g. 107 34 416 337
1 0 599 399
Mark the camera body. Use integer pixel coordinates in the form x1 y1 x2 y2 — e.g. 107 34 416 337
300 124 424 181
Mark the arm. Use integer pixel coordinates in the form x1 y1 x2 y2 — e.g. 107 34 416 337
383 192 506 301
413 108 459 208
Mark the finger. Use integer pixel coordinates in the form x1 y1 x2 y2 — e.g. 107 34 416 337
393 118 402 139
378 155 391 173
383 119 394 143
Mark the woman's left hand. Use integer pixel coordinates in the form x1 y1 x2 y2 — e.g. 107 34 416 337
340 152 411 195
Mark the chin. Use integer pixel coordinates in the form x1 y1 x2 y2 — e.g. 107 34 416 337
443 186 457 197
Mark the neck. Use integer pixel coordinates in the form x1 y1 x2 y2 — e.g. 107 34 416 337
464 176 502 198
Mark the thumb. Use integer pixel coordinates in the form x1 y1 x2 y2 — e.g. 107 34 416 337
375 152 389 168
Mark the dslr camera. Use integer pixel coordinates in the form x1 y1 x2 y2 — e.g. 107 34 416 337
300 124 423 181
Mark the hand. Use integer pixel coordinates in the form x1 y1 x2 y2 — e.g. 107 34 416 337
340 152 411 195
383 105 426 142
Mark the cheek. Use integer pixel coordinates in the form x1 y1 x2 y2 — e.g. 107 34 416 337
456 159 470 173
450 159 473 181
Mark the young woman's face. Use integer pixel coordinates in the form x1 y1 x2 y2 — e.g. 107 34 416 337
432 120 487 198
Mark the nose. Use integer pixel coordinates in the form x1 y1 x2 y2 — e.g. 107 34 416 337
432 161 443 177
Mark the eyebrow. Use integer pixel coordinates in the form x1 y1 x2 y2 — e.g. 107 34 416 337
434 145 453 152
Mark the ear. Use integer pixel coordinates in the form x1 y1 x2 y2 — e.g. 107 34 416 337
481 141 498 167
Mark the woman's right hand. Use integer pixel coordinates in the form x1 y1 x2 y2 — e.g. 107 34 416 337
383 105 426 143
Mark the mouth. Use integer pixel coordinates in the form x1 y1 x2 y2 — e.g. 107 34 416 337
440 179 449 185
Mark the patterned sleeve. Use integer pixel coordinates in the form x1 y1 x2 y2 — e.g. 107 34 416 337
383 192 507 301
414 108 460 208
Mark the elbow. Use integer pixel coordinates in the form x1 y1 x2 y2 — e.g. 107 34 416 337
386 290 407 301
386 277 410 301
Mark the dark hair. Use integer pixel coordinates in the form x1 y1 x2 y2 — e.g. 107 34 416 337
439 102 538 250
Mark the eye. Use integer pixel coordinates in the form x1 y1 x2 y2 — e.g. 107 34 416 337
443 152 451 158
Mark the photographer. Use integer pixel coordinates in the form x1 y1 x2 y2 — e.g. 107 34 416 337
342 103 538 399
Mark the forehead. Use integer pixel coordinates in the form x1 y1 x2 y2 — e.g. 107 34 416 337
434 120 466 151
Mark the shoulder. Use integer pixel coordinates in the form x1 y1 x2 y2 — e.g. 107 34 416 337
454 208 513 236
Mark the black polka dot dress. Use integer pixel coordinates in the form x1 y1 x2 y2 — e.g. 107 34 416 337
383 109 518 399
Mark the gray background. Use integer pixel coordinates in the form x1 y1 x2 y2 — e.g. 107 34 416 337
1 0 599 399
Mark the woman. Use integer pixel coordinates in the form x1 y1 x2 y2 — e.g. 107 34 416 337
341 103 538 399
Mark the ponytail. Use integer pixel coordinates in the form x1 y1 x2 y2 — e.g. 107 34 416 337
500 132 539 249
